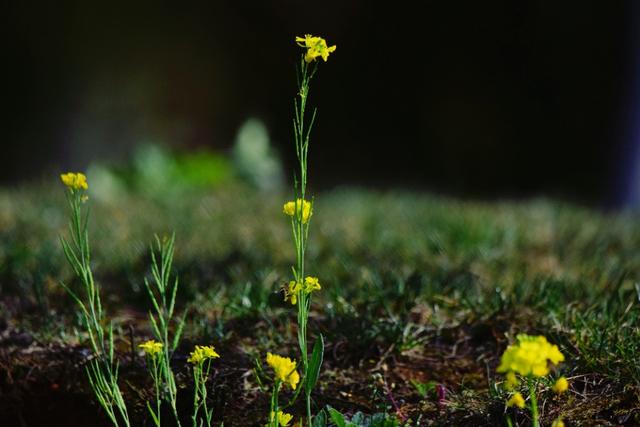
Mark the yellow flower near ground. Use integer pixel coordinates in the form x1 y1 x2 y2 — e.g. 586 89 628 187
266 352 300 390
551 419 565 427
552 376 569 394
295 34 336 63
497 334 564 377
188 345 220 364
60 172 88 191
506 392 525 409
269 411 293 426
283 199 313 224
139 339 163 356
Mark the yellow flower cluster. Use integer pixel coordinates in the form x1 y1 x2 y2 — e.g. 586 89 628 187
506 391 525 408
283 199 313 224
188 345 220 364
139 339 163 356
497 334 564 377
266 352 299 390
284 276 321 305
269 411 293 427
295 34 336 63
60 172 88 191
552 376 569 394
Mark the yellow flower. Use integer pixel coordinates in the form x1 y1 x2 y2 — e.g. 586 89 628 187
551 419 565 427
295 34 336 63
505 371 519 390
266 352 300 390
188 345 220 364
552 376 569 394
269 411 293 426
303 276 321 293
285 280 302 305
284 276 321 305
60 172 88 191
139 339 163 356
283 199 313 224
497 334 564 378
506 392 525 409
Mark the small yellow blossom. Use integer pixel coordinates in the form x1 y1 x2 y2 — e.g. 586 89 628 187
139 339 163 356
497 334 564 378
552 376 569 394
295 34 336 63
284 276 321 305
60 172 88 191
551 419 565 427
269 411 293 426
283 199 313 224
188 345 220 364
303 276 321 293
266 352 300 390
505 371 519 390
506 392 525 409
285 280 302 305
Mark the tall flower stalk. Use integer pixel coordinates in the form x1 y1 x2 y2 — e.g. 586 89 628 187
282 34 335 425
59 172 130 427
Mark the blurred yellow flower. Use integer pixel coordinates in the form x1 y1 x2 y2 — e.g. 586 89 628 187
269 411 293 426
188 345 220 364
506 392 525 408
497 334 564 378
283 199 312 224
60 172 88 191
266 352 299 390
295 34 336 63
552 376 569 394
303 276 321 293
551 419 565 427
139 339 163 356
505 371 519 390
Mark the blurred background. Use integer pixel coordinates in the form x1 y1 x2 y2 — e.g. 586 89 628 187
3 1 639 206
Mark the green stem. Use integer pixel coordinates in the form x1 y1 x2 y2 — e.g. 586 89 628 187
305 391 312 426
192 365 200 427
528 376 539 427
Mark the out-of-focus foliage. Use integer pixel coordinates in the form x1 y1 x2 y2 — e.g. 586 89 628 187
1 184 640 388
232 118 283 192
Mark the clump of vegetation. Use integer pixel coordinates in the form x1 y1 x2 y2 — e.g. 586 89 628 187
2 33 640 427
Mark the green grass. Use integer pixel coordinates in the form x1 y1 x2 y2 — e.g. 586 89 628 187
1 181 639 425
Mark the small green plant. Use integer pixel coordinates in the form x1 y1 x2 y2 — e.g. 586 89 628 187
497 334 569 427
143 233 186 426
281 33 335 426
59 172 130 427
188 344 221 427
410 379 437 399
323 406 401 427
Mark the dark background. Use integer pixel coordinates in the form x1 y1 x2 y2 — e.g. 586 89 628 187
3 1 639 206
